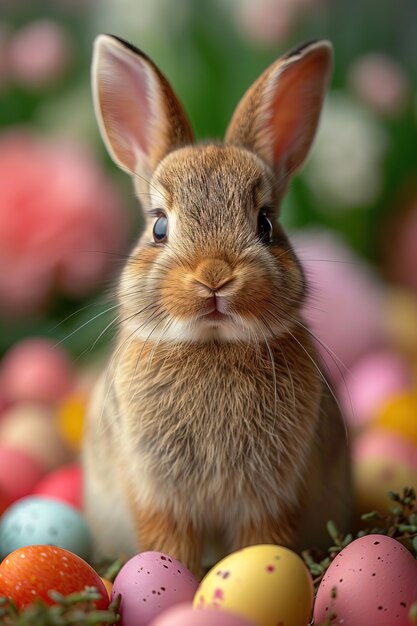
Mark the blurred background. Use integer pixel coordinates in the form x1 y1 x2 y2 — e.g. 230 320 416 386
0 0 417 520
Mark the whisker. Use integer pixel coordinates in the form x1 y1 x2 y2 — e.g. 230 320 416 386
283 324 349 446
53 303 120 348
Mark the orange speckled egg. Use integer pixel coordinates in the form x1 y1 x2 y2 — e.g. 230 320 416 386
101 577 113 599
0 545 108 609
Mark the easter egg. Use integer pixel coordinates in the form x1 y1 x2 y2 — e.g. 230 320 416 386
0 338 75 405
0 447 44 501
314 534 417 625
33 464 82 509
194 544 313 626
0 545 108 609
111 551 199 626
150 603 257 626
337 350 413 427
0 404 72 470
0 496 91 560
375 391 417 446
57 392 85 450
353 429 417 517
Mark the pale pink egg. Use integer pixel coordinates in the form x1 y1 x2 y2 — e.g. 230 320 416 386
353 429 417 516
33 464 82 509
337 350 413 427
0 338 75 405
0 447 44 502
354 428 417 470
150 603 257 626
292 229 385 384
0 404 72 471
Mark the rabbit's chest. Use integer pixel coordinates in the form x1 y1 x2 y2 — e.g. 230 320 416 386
117 339 320 494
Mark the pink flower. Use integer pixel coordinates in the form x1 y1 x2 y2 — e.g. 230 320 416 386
235 0 297 45
0 131 128 317
233 0 326 46
349 53 409 117
8 19 72 88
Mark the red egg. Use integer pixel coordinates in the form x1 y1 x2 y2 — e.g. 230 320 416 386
0 446 44 501
0 338 75 405
0 545 108 609
33 464 82 509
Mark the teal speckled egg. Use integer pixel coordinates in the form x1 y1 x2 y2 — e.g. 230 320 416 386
0 496 91 560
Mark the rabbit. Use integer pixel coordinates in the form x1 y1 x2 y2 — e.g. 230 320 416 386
83 34 352 575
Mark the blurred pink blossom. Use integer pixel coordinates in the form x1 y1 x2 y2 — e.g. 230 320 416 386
0 131 128 317
349 53 409 117
233 0 325 46
8 19 72 88
235 0 296 45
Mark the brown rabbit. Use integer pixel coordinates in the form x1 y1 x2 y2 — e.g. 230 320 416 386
83 35 351 574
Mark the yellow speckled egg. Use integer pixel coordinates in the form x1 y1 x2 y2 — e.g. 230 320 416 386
57 392 86 450
374 391 417 446
193 544 313 626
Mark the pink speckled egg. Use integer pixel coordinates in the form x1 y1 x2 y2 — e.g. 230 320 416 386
33 464 82 509
337 350 413 427
0 447 44 501
150 603 257 626
314 534 417 626
111 552 199 626
0 338 75 405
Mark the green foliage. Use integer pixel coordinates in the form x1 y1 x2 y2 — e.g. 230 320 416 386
0 588 121 626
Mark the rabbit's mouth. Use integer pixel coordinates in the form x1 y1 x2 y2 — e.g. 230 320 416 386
203 310 230 322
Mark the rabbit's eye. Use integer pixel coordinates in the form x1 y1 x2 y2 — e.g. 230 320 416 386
258 211 273 244
153 215 168 243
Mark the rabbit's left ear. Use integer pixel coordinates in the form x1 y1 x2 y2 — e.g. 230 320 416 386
225 40 332 180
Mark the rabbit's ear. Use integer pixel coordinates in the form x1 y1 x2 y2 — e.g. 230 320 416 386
225 40 332 180
92 35 193 176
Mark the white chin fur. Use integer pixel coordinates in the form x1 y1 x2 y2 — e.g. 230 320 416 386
127 315 281 344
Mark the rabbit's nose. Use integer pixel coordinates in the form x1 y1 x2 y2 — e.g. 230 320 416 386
193 258 235 293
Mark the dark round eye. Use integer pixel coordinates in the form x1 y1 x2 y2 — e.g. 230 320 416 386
258 211 273 244
153 215 168 243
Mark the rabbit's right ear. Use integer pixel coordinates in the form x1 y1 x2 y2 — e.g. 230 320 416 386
92 35 193 178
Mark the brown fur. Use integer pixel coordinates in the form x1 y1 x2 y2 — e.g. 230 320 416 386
84 36 351 574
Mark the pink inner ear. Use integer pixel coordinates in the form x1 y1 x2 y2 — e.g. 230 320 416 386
98 51 153 172
268 50 330 174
